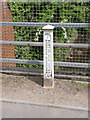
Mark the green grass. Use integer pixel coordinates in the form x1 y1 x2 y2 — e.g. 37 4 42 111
72 81 88 89
81 83 87 88
73 82 79 87
14 80 18 83
21 76 24 79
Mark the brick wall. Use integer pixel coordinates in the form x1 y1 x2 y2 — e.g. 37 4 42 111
0 1 16 67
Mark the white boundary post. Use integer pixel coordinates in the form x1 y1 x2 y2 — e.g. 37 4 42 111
42 25 54 88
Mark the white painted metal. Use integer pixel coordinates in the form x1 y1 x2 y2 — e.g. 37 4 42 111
42 25 54 87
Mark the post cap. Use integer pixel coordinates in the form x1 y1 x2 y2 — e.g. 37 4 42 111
42 25 54 30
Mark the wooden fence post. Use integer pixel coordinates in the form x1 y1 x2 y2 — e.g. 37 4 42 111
42 25 54 88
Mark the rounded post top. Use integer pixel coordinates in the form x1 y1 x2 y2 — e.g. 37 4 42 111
42 25 54 30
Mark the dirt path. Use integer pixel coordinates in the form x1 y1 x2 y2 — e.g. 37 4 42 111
1 73 88 108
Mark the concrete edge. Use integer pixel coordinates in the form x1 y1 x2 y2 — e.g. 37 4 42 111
0 98 89 112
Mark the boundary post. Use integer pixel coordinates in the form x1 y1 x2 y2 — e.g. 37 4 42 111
42 25 54 88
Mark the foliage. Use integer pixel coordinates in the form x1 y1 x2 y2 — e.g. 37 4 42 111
8 1 89 68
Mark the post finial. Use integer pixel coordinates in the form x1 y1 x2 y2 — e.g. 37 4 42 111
42 25 54 30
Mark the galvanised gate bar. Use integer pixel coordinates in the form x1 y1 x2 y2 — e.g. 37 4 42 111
0 1 89 87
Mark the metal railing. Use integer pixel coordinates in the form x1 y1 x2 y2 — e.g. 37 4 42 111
0 22 89 28
0 40 89 49
1 22 89 82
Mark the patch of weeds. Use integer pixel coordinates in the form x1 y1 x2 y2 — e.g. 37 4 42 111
81 83 87 88
1 76 4 79
14 80 18 83
21 76 24 79
88 83 90 88
72 82 80 91
76 87 79 91
73 82 79 87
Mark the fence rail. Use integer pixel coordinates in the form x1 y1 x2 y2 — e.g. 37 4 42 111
0 22 89 28
0 67 89 81
0 41 89 49
1 66 88 76
0 58 88 68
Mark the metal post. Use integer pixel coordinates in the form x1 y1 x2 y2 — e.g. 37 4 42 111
42 25 54 88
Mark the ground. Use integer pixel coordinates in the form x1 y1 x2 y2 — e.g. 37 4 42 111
0 73 89 108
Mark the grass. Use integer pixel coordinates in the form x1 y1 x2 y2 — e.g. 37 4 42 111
73 82 79 87
81 83 87 88
21 76 24 79
72 81 88 90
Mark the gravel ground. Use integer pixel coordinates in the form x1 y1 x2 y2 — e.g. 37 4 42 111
1 73 89 108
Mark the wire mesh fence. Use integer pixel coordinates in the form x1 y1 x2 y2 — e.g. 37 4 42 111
0 1 89 80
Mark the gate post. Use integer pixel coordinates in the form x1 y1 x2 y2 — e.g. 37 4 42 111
42 25 54 88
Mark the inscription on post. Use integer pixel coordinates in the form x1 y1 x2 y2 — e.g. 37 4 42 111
45 33 51 78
